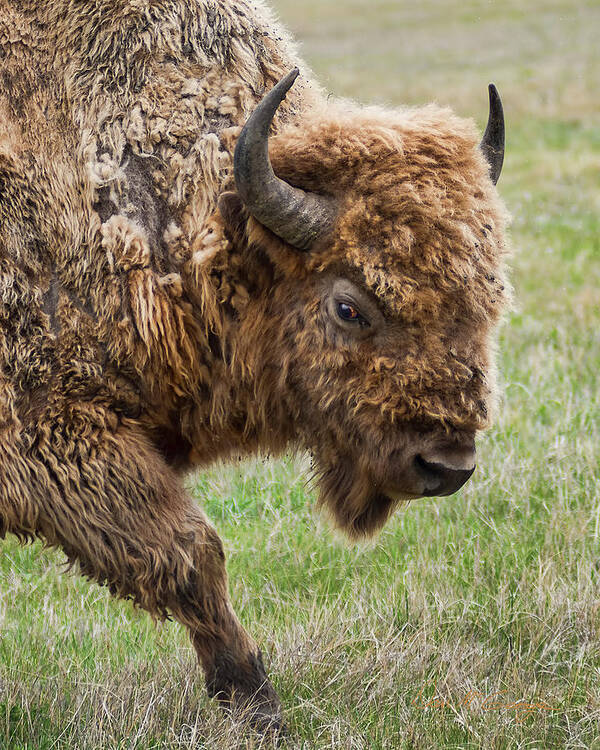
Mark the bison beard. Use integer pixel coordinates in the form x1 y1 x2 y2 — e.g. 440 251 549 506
316 456 400 538
0 0 509 735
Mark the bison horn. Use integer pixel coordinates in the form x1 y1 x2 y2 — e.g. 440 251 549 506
480 84 505 185
233 68 336 251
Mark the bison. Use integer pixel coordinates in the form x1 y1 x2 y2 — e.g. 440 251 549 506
0 0 509 733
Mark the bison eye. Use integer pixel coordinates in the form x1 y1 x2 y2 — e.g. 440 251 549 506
337 301 370 327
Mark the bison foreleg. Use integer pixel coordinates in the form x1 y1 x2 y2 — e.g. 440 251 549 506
11 421 283 733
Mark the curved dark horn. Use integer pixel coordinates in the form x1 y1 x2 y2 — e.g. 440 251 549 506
233 68 336 250
479 84 505 185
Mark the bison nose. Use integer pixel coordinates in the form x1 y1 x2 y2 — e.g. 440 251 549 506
413 443 476 497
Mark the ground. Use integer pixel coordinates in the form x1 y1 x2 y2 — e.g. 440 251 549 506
1 0 599 748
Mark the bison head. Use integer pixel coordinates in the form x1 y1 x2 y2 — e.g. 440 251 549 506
218 71 509 538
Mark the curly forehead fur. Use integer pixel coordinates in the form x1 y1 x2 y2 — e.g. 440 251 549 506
272 103 508 318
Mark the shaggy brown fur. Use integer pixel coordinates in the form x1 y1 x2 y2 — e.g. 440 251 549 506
0 0 509 729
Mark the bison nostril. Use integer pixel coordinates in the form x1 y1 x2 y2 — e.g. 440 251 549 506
414 454 445 490
413 454 475 497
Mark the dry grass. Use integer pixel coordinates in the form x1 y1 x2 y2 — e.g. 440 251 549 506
1 1 599 748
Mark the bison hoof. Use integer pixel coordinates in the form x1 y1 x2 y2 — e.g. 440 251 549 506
225 685 286 737
206 648 286 737
242 705 287 739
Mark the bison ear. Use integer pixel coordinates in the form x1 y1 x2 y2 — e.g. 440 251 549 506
218 191 246 235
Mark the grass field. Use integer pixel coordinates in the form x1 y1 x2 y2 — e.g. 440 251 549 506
1 1 600 748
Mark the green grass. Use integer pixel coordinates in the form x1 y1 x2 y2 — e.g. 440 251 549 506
1 1 600 748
